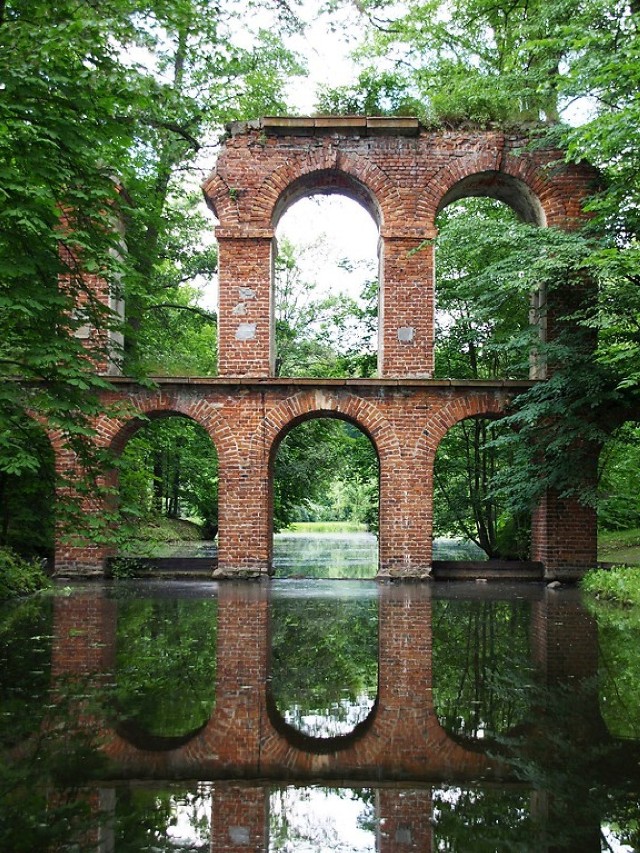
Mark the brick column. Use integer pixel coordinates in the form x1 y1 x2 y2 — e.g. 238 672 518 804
216 229 274 378
531 491 598 582
379 230 435 378
377 789 433 852
210 785 268 853
53 447 115 576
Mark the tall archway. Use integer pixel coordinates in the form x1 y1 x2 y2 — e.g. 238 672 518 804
271 171 381 379
110 412 219 563
434 174 547 383
270 413 379 579
433 414 530 562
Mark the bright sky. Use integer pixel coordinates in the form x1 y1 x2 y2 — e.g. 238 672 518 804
284 3 366 114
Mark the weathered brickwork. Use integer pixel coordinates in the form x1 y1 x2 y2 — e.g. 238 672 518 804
203 116 597 379
53 377 530 577
52 117 600 580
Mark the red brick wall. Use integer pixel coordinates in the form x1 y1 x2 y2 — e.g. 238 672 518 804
204 117 598 381
54 118 599 579
53 378 527 577
210 785 268 853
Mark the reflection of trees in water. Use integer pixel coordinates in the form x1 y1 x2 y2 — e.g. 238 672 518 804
269 786 375 853
115 785 212 853
115 598 217 738
0 595 53 746
588 596 640 740
269 596 378 738
433 786 534 852
432 599 532 740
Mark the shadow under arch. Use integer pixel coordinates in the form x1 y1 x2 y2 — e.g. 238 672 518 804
435 169 547 226
265 690 380 755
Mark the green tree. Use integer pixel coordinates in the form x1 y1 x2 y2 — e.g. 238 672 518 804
274 236 378 378
0 0 304 551
118 416 219 538
273 418 378 532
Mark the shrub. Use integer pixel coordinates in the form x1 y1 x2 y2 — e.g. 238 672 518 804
0 547 50 600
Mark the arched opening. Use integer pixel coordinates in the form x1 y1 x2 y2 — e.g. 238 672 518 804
271 414 379 578
432 594 533 743
433 416 531 562
268 580 378 740
0 417 55 562
113 588 218 746
112 413 219 566
434 194 538 381
272 172 380 378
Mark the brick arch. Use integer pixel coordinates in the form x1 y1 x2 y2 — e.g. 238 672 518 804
418 152 568 229
255 389 402 464
413 393 512 462
94 395 239 464
249 150 404 229
201 173 233 225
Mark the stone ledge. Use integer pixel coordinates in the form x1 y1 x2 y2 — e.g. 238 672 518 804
105 375 537 390
228 116 422 138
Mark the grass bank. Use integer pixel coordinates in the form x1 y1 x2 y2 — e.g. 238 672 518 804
283 521 369 534
581 565 640 606
598 527 640 566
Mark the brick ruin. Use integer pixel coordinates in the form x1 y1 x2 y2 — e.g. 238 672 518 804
52 116 599 580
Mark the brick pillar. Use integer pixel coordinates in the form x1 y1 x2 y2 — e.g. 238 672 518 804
379 230 435 378
216 230 273 378
377 789 433 852
52 444 114 576
210 785 268 853
216 454 270 577
212 584 268 768
531 491 598 582
379 461 433 577
52 591 117 683
375 585 433 771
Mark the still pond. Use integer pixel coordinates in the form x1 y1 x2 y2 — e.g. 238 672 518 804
1 533 639 851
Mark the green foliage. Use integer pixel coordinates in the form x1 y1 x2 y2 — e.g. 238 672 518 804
0 594 52 744
582 576 640 739
434 199 533 381
582 565 640 607
274 237 378 379
118 416 219 544
115 598 217 738
434 419 531 558
323 0 577 124
0 547 50 600
432 599 533 739
0 417 55 558
598 424 640 532
269 593 378 734
1 0 305 543
273 418 378 532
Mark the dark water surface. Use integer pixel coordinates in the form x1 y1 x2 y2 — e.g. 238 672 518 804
1 573 639 851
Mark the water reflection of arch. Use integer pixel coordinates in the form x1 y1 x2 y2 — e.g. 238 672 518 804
47 581 605 784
